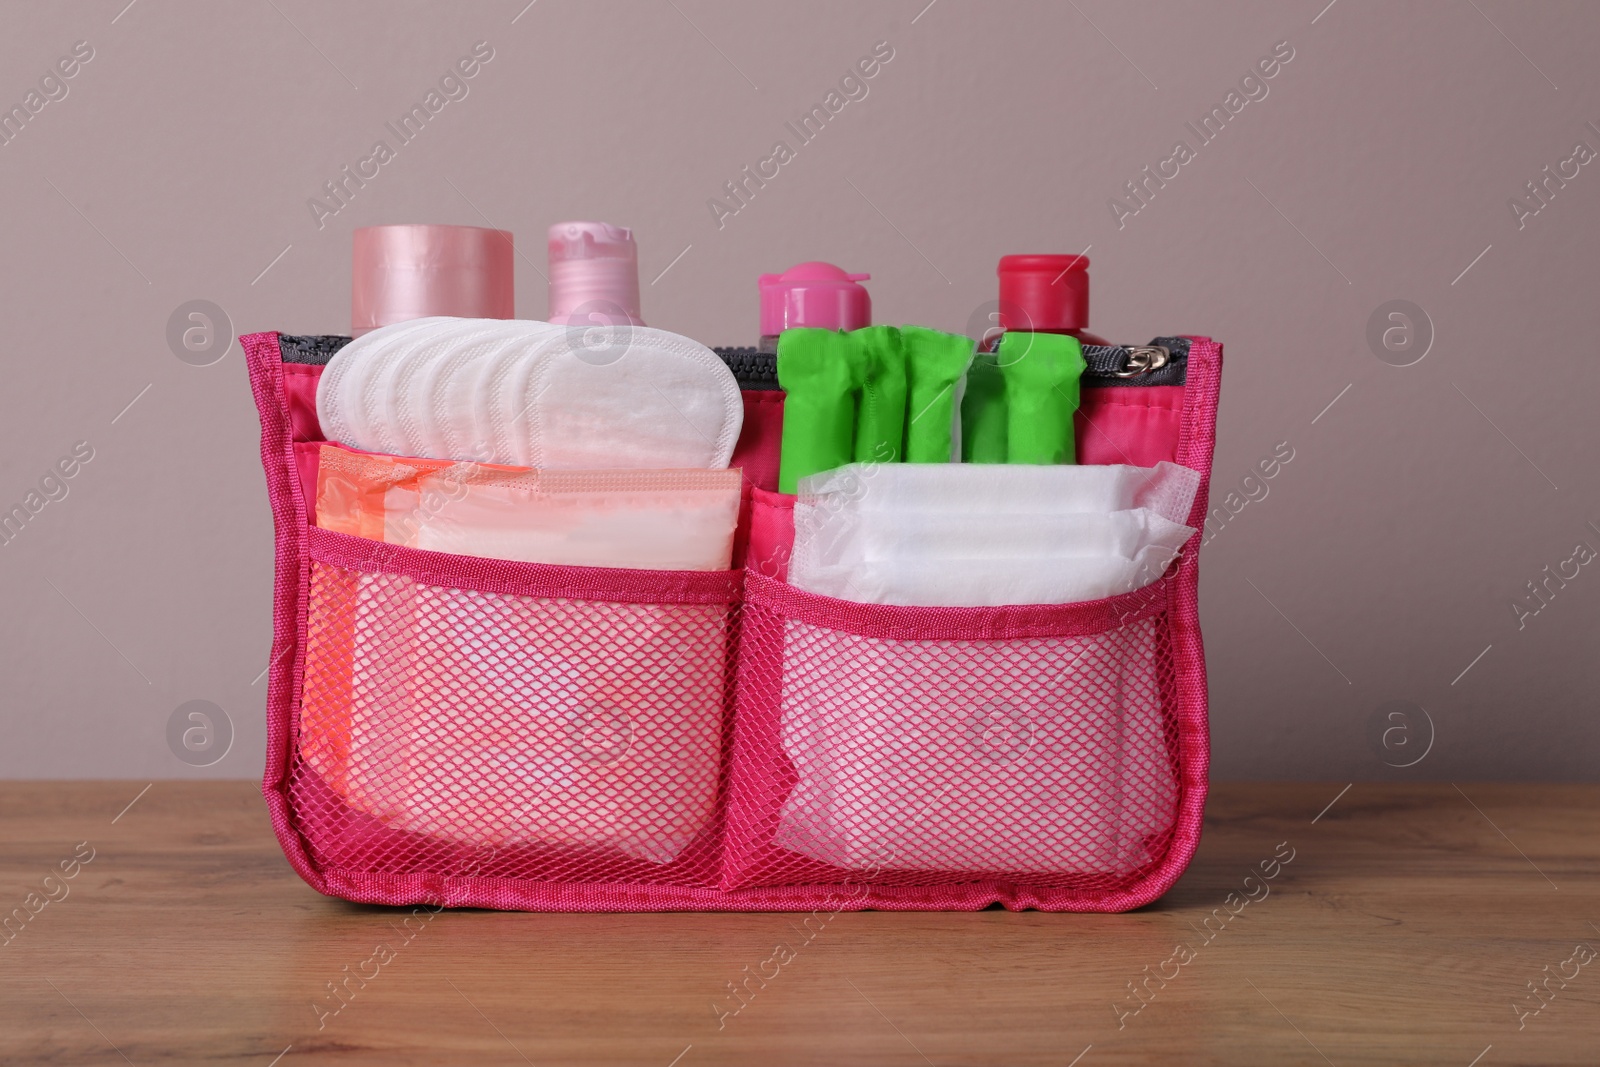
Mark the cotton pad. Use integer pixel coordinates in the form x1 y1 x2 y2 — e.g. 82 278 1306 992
316 317 743 469
315 316 448 449
522 325 743 469
411 319 545 461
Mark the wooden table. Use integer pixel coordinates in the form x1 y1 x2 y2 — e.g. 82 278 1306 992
1 782 1595 1065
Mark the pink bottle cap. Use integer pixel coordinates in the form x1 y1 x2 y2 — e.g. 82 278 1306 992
351 224 514 335
547 221 645 326
758 262 871 336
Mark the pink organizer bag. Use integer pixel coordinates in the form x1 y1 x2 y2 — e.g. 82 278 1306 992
247 330 1220 911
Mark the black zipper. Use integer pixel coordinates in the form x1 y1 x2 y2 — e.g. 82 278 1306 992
279 333 1186 387
280 334 354 365
1080 337 1189 386
715 336 1188 391
712 346 781 390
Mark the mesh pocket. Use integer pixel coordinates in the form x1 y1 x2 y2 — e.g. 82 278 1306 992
723 574 1181 892
293 532 738 886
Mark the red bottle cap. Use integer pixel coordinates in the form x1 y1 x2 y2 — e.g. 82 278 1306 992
352 224 514 335
996 254 1090 332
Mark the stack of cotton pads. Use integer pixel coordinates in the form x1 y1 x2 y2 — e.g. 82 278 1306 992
315 316 744 469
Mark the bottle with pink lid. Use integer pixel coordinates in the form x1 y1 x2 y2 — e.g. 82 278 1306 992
757 262 872 353
546 220 646 328
350 223 514 336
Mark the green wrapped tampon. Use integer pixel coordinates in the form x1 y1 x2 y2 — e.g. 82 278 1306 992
900 325 975 463
996 330 1086 465
959 349 1008 464
852 325 907 466
776 328 864 494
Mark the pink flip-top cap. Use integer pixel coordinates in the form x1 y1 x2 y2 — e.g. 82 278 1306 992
351 224 514 335
547 221 645 326
759 262 871 335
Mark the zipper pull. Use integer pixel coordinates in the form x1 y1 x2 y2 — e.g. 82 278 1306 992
1115 345 1170 377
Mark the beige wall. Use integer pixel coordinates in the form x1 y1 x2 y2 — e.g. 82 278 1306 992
1 0 1595 779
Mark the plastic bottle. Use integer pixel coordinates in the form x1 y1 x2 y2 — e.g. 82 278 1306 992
547 221 646 327
964 254 1096 464
351 224 514 337
757 262 871 354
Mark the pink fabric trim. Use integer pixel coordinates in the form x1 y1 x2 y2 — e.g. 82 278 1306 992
312 870 1169 912
305 525 740 605
243 332 329 899
1136 336 1220 906
744 570 1167 641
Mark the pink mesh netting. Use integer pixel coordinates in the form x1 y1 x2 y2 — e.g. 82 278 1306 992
298 531 736 878
721 575 1179 897
244 331 1220 911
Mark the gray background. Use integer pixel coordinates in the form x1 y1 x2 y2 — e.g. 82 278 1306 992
1 0 1594 780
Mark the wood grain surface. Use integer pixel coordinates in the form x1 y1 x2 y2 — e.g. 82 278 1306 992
0 781 1595 1065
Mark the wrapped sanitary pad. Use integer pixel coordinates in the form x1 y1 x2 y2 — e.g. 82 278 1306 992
315 444 741 571
787 461 1201 606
